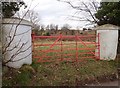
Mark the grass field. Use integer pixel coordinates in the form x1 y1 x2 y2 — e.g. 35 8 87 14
2 40 118 86
2 59 118 86
33 40 98 62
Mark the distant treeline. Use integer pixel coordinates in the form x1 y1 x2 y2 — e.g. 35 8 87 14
32 29 96 36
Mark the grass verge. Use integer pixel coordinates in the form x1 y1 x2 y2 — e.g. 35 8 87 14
2 58 118 86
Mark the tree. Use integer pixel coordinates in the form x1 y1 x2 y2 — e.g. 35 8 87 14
15 10 41 29
15 9 41 36
58 0 120 26
58 0 120 54
83 28 87 31
95 2 120 26
55 25 59 31
61 24 71 35
2 1 26 18
46 25 50 30
24 10 41 29
95 2 120 54
58 0 99 26
50 24 56 30
41 25 45 31
61 24 71 30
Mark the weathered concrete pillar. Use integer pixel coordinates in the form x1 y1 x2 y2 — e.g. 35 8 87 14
2 18 32 68
95 24 120 60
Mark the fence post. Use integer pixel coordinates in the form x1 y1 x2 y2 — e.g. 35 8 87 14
75 35 78 62
60 34 63 61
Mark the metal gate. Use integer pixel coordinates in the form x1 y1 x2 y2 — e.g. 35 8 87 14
32 33 100 62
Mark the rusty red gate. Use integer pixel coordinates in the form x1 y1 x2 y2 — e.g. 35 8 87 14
32 33 100 62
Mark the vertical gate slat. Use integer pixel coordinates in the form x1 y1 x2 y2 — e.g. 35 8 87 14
76 35 78 62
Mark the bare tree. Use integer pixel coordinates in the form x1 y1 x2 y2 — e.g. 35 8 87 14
46 25 50 30
61 24 71 35
15 10 41 30
58 0 100 26
61 23 71 30
25 10 40 29
50 24 56 30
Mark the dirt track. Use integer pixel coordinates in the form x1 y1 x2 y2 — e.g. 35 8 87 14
87 54 120 86
87 80 119 86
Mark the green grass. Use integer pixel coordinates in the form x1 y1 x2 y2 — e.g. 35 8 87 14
34 41 96 61
2 59 118 86
33 60 118 86
2 41 118 86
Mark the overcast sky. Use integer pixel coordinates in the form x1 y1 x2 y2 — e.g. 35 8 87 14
20 0 101 29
